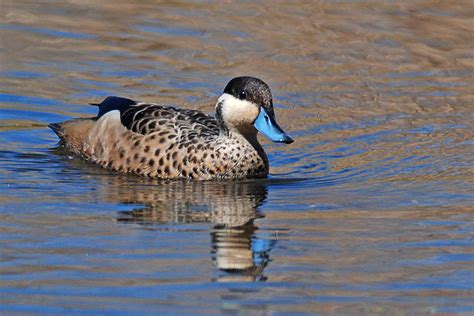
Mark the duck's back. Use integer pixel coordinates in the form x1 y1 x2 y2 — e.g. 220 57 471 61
49 97 267 180
119 98 219 138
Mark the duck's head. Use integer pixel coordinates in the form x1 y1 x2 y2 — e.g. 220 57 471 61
216 76 293 144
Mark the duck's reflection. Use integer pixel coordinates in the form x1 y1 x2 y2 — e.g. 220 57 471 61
102 177 275 281
211 222 275 282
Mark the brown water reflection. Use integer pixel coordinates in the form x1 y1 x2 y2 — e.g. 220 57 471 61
113 178 272 281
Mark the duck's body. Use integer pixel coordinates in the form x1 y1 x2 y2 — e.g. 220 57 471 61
49 77 293 180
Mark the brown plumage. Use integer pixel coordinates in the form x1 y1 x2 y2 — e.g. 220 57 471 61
49 76 293 180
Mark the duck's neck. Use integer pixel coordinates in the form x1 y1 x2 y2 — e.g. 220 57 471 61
215 107 268 163
231 127 268 165
238 128 260 149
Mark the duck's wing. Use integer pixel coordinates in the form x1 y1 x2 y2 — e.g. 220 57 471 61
95 96 219 138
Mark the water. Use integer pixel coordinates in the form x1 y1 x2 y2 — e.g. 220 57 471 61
1 1 473 314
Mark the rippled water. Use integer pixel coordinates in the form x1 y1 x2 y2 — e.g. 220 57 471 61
1 1 473 314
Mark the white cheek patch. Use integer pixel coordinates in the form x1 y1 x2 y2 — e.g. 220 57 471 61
218 93 259 127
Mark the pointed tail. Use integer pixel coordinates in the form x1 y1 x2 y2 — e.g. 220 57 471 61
48 122 65 138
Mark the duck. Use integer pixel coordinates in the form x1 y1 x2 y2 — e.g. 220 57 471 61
49 76 293 180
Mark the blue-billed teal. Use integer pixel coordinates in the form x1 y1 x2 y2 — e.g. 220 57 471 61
49 76 293 180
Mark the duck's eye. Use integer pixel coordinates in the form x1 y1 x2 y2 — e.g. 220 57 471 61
239 91 247 100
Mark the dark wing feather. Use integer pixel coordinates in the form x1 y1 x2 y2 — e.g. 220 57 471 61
120 104 219 138
93 96 219 138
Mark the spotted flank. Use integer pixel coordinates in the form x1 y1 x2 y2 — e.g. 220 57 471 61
49 76 294 180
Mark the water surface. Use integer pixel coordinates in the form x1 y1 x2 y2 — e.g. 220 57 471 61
1 1 473 314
